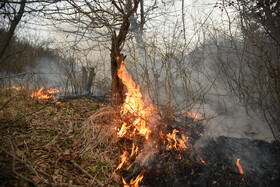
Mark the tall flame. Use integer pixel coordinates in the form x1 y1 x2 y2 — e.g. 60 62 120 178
115 57 189 186
117 59 152 139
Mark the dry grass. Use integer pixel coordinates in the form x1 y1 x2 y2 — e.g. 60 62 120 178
0 88 122 186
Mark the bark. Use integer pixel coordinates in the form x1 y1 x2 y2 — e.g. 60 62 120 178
0 0 26 62
111 0 139 105
111 49 126 105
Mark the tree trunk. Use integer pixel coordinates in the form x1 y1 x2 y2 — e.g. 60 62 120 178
110 0 139 105
0 0 26 62
111 37 125 105
86 67 95 94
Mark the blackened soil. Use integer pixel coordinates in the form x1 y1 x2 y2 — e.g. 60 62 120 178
123 136 280 187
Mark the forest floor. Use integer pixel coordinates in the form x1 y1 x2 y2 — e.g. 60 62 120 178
0 88 279 187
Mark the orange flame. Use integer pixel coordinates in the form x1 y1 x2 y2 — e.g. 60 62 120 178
130 143 138 158
31 87 60 102
165 129 188 151
117 122 131 138
236 158 244 175
199 157 205 164
116 151 128 170
186 111 199 120
5 85 25 90
122 170 146 187
115 57 190 186
117 59 152 140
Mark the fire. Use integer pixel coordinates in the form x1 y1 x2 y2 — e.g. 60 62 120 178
116 151 128 170
199 157 205 164
236 158 244 175
122 170 146 187
164 129 188 151
186 111 199 120
116 57 189 186
130 143 138 158
31 87 60 103
116 143 139 171
117 58 152 140
5 85 25 90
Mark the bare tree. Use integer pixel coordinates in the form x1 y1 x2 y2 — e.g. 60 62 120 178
212 0 280 139
48 0 144 105
0 0 26 60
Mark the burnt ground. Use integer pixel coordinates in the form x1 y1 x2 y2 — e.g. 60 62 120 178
120 136 280 187
0 88 280 186
120 121 280 187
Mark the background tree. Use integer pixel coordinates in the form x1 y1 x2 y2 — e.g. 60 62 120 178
49 0 144 105
0 0 26 61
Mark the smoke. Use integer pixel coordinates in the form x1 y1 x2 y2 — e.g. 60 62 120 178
127 35 277 142
24 56 66 89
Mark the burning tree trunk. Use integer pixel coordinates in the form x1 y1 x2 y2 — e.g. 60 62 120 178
111 52 126 105
110 0 139 105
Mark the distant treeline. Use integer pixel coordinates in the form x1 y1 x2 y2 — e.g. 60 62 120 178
0 28 57 75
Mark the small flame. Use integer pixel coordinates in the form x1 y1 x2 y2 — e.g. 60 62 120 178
236 158 244 175
5 85 25 90
178 154 182 160
186 111 199 120
122 170 146 187
116 151 128 170
199 157 205 164
31 87 60 103
130 143 138 158
117 122 131 137
165 129 188 151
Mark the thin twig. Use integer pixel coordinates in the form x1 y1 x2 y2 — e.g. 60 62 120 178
8 138 39 187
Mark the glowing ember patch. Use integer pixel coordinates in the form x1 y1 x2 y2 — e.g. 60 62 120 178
236 158 244 175
122 170 146 187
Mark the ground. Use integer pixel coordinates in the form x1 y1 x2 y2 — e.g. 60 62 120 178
0 88 279 186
